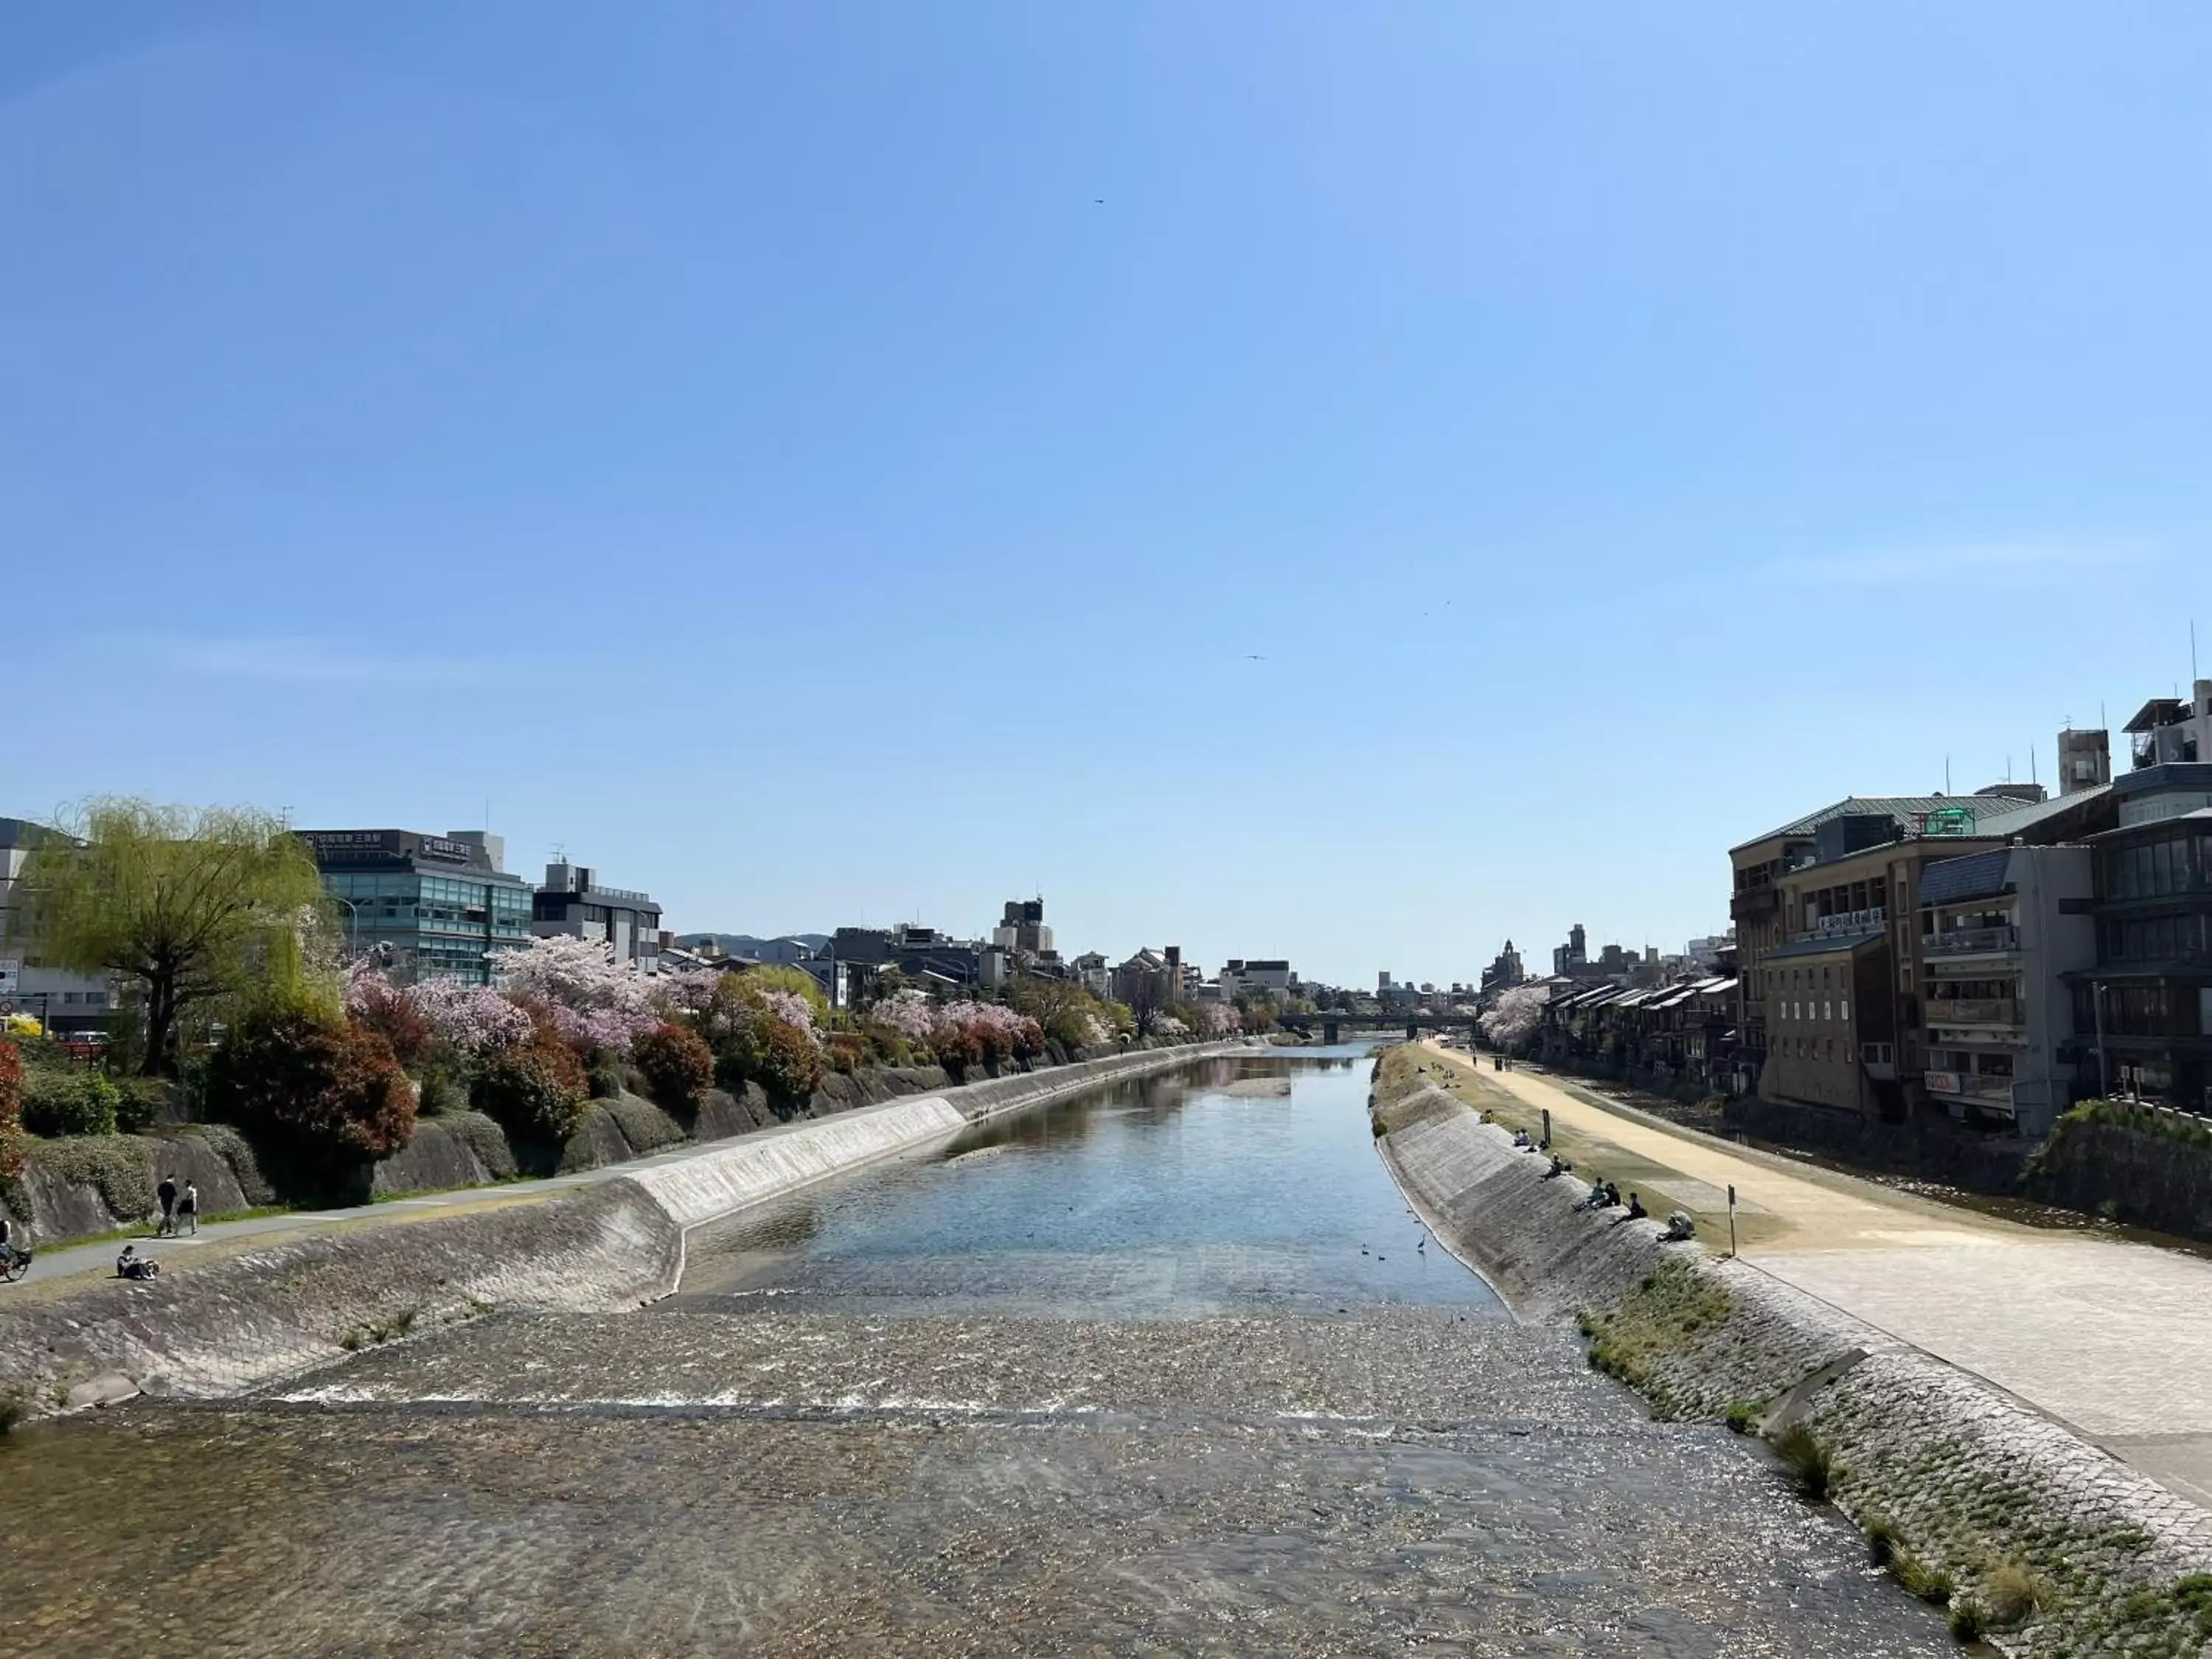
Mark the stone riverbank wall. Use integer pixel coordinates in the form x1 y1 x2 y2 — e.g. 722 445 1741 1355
1371 1065 2212 1657
0 1042 1251 1424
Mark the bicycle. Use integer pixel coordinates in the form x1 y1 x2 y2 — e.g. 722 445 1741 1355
1 1245 32 1284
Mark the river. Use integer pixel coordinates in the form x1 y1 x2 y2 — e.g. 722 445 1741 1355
0 1048 1953 1656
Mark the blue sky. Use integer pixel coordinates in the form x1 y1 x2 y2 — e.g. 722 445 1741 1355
5 4 2208 988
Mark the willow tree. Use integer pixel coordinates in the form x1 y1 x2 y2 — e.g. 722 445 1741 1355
21 800 327 1074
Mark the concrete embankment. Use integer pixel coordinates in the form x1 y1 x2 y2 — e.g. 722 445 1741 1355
0 1043 1249 1420
1372 1062 2212 1657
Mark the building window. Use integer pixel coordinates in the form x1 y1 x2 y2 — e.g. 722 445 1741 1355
1840 1000 1851 1023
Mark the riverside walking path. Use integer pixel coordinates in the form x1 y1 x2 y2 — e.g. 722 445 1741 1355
15 1149 683 1290
1419 1039 2212 1513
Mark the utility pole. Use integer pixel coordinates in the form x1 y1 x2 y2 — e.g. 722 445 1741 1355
2093 980 2109 1100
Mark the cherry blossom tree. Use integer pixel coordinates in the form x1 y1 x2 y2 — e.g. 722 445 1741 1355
1480 985 1549 1049
870 989 939 1046
1193 1003 1242 1039
408 976 535 1055
490 935 659 1056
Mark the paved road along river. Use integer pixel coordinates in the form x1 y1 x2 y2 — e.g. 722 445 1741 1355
0 1050 1955 1656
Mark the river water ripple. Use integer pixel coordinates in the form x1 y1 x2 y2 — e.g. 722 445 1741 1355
0 1051 1953 1656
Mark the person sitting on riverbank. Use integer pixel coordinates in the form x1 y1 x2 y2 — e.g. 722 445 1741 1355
1579 1178 1608 1209
1602 1182 1621 1209
1658 1210 1695 1243
116 1245 158 1281
1624 1193 1646 1222
1543 1154 1571 1180
1512 1128 1534 1150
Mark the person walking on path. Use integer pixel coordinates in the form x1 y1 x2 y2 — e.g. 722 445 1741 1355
156 1174 178 1238
178 1181 198 1237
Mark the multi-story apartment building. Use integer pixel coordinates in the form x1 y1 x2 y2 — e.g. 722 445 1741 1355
533 860 663 971
1739 782 2112 1121
2067 741 2212 1110
1918 845 2096 1134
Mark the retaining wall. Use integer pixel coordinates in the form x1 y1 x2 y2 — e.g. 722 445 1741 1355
1374 1071 2212 1656
0 1041 1251 1419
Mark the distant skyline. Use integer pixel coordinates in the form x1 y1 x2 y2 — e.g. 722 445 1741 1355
6 4 2208 987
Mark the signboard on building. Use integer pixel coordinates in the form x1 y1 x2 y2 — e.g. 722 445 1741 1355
299 830 476 867
1919 807 1978 838
0 959 18 997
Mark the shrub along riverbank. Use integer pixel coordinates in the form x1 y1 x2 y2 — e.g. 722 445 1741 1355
0 945 1242 1245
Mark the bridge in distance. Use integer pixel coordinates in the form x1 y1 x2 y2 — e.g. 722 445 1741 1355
1275 1009 1482 1046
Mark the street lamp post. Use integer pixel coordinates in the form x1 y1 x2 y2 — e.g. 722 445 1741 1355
2093 979 2109 1100
333 897 361 961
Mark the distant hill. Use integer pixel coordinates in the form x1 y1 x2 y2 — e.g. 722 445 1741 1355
672 932 830 957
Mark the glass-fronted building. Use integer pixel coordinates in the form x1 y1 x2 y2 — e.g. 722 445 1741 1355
297 829 534 984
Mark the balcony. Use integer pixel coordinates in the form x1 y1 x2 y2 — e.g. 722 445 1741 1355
1730 886 1778 922
1924 1071 2016 1104
1924 925 2019 958
1924 998 2023 1029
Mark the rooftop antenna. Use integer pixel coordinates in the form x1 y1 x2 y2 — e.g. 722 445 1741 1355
1944 756 1952 795
2193 620 2199 684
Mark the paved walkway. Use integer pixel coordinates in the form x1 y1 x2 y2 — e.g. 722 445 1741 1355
1421 1041 2212 1512
11 1106 864 1288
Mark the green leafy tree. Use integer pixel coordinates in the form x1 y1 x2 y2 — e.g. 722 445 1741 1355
19 800 328 1075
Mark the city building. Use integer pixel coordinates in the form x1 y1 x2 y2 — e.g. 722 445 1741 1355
0 816 122 1033
1071 950 1112 1000
1684 933 1734 972
534 860 664 971
2060 727 2112 795
1219 958 1293 1003
1113 947 1183 1011
2067 753 2212 1110
298 828 534 984
2124 682 2212 771
1479 940 1526 994
992 898 1054 959
1739 776 2113 1120
831 923 1004 998
1550 924 1588 977
1919 845 2096 1134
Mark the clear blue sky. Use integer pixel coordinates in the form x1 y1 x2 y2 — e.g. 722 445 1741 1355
6 4 2208 988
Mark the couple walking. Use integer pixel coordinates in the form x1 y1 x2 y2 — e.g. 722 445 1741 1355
156 1175 198 1237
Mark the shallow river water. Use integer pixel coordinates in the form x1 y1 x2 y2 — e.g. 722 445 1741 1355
0 1050 1954 1656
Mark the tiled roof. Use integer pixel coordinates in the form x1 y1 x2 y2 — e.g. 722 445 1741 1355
1916 848 2013 908
1733 784 2112 855
1733 796 1956 853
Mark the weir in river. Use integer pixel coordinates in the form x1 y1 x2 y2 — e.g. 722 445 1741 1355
0 1049 1952 1656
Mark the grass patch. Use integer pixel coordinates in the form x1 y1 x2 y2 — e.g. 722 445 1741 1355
1979 1559 2042 1629
0 1394 27 1436
1576 1256 1733 1416
1771 1422 1832 1500
1863 1514 1899 1566
1723 1397 1765 1435
1947 1600 1983 1642
1894 1553 1955 1606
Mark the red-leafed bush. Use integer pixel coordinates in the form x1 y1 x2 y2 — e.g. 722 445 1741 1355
633 1022 714 1110
346 971 433 1068
209 1008 416 1192
0 1038 24 1183
474 1002 591 1143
